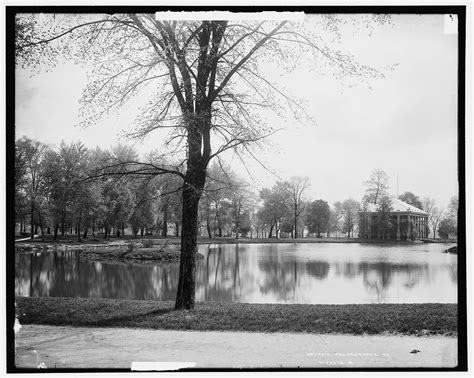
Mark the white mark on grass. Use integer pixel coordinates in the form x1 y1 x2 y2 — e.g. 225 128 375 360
131 362 197 371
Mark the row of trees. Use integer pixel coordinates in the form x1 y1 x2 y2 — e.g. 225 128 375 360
16 141 458 242
15 137 184 242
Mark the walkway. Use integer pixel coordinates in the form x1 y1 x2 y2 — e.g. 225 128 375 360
14 325 457 369
15 234 40 242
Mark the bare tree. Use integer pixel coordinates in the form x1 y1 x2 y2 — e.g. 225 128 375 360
289 176 310 238
341 198 360 238
17 13 386 309
363 168 390 205
430 207 444 239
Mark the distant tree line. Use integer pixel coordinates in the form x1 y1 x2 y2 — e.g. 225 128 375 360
14 138 458 241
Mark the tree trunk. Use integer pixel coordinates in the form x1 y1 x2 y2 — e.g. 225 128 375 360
294 203 298 239
175 167 206 310
83 228 88 239
206 215 212 239
216 206 222 237
269 224 274 238
40 224 45 242
54 224 59 240
30 202 34 239
235 212 240 239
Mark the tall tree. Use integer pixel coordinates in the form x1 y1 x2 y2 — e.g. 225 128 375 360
306 199 330 238
341 198 360 238
330 201 344 238
376 195 393 239
17 13 386 309
447 195 458 220
15 137 48 239
440 195 458 240
438 217 456 240
289 176 310 239
259 182 292 239
363 168 390 205
358 201 370 239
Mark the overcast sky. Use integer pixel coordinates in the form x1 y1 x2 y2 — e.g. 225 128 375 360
15 13 459 209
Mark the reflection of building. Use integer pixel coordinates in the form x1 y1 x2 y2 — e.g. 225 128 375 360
362 199 429 240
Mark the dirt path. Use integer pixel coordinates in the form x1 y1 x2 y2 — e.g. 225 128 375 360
14 325 457 370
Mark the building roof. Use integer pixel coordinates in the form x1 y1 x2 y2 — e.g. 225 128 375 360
366 198 428 215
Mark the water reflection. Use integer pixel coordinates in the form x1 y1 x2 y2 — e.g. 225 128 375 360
15 243 458 304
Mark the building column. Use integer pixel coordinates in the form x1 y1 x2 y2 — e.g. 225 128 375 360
407 214 411 240
397 215 400 240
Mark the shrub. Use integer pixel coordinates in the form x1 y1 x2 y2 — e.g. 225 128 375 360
142 239 154 248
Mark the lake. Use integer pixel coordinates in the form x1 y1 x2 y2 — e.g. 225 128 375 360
15 242 457 304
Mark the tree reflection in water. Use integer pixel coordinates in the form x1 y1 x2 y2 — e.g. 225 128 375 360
357 262 429 303
15 243 457 304
196 245 248 302
305 261 330 280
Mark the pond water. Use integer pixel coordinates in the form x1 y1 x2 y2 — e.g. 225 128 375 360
15 242 457 304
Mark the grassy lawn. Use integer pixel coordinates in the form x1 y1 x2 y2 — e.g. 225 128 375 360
15 297 457 336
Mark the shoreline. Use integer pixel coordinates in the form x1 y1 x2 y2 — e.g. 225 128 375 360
14 236 456 253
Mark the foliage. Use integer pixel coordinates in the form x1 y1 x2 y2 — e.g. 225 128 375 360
438 196 458 240
306 200 330 237
399 191 423 210
258 181 292 238
358 202 370 239
15 137 49 239
438 218 456 240
376 195 393 239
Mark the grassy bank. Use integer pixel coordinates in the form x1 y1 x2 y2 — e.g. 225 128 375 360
15 297 457 336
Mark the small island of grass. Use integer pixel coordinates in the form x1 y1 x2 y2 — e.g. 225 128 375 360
80 246 204 263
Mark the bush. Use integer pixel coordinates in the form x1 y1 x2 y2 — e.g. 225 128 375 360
142 239 154 248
